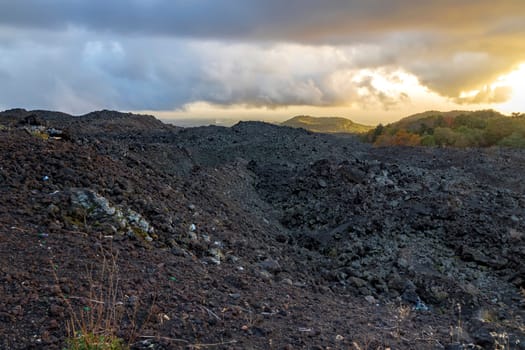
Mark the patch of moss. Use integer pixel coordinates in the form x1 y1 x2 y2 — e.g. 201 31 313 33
31 130 50 140
65 333 127 350
63 215 88 230
129 226 151 242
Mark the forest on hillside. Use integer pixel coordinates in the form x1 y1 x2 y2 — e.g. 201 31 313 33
366 110 525 148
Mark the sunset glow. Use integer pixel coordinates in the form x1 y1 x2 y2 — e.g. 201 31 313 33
495 63 525 113
0 1 524 123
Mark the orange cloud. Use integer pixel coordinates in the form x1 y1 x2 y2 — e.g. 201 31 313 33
454 85 513 104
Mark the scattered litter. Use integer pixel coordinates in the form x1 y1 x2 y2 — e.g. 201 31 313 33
189 223 196 232
188 231 198 241
261 311 277 316
103 235 114 240
38 233 49 238
335 335 344 341
47 128 65 139
209 257 221 265
413 297 429 311
298 327 313 332
169 276 177 282
145 235 153 242
32 335 42 343
209 247 224 265
42 176 49 181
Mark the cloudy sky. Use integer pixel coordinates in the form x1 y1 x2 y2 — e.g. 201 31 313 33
1 1 524 124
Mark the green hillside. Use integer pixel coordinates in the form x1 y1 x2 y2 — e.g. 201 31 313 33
282 115 373 134
365 110 525 148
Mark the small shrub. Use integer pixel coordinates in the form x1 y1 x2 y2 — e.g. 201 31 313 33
498 132 525 148
52 248 130 350
420 134 436 147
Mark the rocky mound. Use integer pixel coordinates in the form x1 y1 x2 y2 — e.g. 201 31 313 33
0 110 524 349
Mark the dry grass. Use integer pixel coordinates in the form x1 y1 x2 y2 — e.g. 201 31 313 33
52 247 128 350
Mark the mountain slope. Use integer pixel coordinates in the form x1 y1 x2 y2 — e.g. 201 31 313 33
282 115 373 134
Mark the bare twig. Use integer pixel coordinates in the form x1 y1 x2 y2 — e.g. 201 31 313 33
66 296 105 304
188 340 238 348
199 305 220 320
137 336 238 348
138 335 189 343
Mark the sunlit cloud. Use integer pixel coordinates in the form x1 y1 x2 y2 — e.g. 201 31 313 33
455 86 513 105
0 1 524 120
493 63 525 113
454 62 525 106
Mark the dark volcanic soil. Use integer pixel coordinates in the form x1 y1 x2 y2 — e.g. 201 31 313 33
0 109 524 350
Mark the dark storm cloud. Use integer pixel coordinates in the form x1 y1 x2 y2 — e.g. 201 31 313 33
0 0 524 112
0 0 261 37
1 1 523 41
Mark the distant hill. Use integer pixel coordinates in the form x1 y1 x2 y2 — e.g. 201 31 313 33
394 110 506 130
0 108 174 136
282 115 373 134
365 109 525 148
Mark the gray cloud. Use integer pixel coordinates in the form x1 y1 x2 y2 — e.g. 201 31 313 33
2 1 523 41
0 30 411 113
407 52 511 96
0 1 524 112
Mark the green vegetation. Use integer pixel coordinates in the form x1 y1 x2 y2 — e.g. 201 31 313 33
53 250 131 350
282 115 373 134
65 333 126 350
30 129 50 140
365 110 525 148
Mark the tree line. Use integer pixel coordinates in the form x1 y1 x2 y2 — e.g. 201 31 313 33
365 110 525 148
